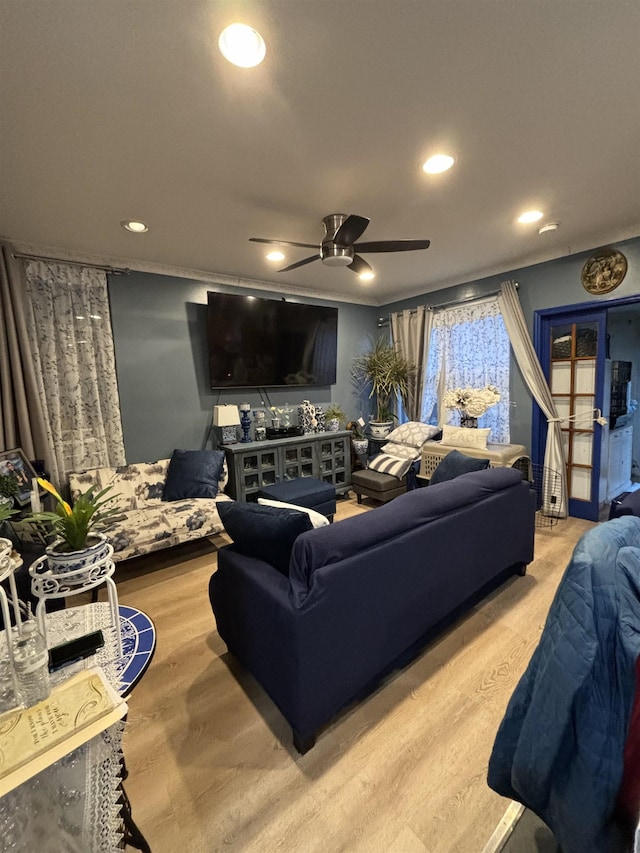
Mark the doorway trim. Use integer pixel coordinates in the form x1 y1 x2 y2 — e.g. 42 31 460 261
532 293 640 518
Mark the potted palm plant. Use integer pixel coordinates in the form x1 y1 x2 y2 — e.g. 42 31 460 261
28 478 121 573
352 337 414 439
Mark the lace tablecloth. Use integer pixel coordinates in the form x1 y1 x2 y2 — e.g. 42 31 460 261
0 602 153 852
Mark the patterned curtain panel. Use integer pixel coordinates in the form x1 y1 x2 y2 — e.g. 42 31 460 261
23 261 126 487
423 297 511 444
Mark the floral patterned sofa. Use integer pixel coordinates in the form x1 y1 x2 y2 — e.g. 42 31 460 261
68 458 232 562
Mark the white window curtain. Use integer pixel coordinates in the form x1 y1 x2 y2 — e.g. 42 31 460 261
422 297 511 444
390 306 432 422
498 279 567 516
23 260 126 488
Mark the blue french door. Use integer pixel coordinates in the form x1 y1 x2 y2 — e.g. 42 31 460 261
534 306 607 521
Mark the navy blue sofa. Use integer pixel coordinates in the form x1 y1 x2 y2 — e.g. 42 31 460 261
209 467 536 752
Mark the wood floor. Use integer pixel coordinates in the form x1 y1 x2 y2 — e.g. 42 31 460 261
109 495 594 853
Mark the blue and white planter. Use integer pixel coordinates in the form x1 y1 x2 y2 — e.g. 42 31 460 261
45 532 111 574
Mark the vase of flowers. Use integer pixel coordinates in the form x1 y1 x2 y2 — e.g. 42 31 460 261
443 385 501 427
27 478 120 573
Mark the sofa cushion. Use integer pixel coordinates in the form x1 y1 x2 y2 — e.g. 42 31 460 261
290 467 524 587
441 425 491 449
429 449 490 486
69 460 171 511
105 496 229 559
218 500 313 575
162 449 225 501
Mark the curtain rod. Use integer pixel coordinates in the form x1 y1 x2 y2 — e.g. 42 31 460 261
379 282 519 326
12 251 130 275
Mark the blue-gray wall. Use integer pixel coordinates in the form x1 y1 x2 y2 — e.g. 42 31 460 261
109 236 639 463
108 272 377 462
381 235 640 450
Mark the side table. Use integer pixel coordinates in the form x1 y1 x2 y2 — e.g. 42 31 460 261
0 602 156 851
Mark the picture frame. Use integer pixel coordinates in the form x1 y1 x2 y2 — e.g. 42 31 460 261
0 448 40 507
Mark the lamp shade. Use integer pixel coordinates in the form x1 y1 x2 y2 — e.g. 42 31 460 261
213 404 241 427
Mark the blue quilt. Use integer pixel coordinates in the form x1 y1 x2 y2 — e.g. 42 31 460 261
488 517 640 853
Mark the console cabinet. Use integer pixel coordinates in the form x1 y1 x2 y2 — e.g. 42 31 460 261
223 431 352 502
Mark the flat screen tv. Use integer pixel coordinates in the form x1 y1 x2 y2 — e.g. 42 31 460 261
207 292 338 388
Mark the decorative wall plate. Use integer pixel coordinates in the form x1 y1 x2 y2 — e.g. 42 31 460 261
581 248 627 295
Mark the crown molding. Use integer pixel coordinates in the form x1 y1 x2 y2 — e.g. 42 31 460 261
7 241 379 307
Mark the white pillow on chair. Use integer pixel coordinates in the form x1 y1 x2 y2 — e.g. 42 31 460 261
441 425 491 449
257 497 330 528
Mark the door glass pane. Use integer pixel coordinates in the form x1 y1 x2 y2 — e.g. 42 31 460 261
551 362 571 393
570 467 591 500
555 396 571 423
575 323 597 357
551 325 572 359
573 433 593 465
574 396 595 421
561 431 570 459
575 360 596 393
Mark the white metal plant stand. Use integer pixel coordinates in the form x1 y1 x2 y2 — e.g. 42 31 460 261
28 544 122 657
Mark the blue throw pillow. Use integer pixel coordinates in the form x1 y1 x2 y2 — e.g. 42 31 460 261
217 501 313 575
162 449 225 501
429 449 490 486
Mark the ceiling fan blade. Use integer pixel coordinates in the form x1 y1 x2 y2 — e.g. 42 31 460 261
354 239 431 253
348 255 373 276
249 237 318 249
334 215 370 246
278 255 321 273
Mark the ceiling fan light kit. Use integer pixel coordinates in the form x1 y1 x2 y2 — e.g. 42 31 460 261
250 213 430 279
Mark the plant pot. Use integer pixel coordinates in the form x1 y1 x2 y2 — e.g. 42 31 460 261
327 418 340 432
460 414 478 428
45 532 110 574
369 420 394 440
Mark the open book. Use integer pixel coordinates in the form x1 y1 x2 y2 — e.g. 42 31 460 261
0 666 127 796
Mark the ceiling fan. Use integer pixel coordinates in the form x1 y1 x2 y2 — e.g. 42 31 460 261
250 213 430 275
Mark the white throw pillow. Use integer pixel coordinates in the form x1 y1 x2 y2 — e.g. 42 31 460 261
441 425 491 449
379 441 419 461
386 422 441 448
257 497 330 528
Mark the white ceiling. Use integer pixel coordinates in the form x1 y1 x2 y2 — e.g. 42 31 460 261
1 1 639 306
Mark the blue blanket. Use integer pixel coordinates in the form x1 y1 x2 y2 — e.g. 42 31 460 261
488 517 640 853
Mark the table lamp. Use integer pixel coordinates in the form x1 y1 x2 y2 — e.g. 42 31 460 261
213 405 240 445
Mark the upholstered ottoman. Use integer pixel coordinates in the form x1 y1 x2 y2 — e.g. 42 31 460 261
257 478 337 521
351 468 407 505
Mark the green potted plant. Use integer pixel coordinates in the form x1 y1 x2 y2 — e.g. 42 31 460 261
346 420 370 468
28 478 121 573
324 404 346 431
351 336 414 439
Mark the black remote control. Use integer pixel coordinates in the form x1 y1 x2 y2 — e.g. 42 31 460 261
48 630 105 672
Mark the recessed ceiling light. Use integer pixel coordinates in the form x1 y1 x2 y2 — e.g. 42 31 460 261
538 222 560 235
422 154 455 174
517 210 544 224
219 23 266 67
266 251 285 262
359 271 375 282
121 220 148 233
